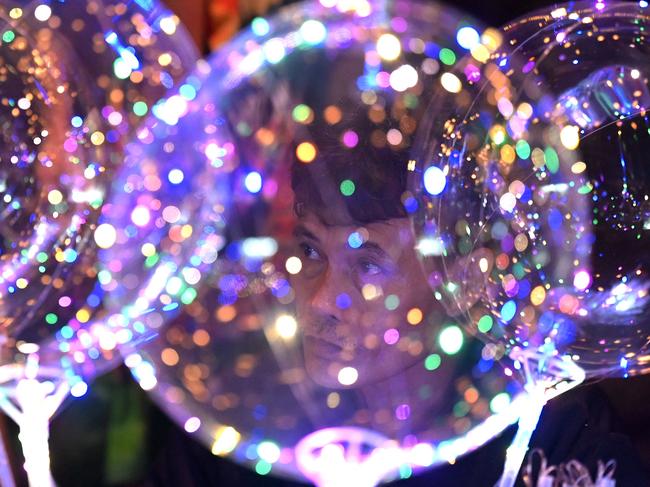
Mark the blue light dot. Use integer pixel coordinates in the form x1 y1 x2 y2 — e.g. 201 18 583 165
336 293 351 309
347 232 363 249
501 300 517 322
60 326 74 340
423 166 446 195
179 84 196 100
244 171 263 193
71 116 83 128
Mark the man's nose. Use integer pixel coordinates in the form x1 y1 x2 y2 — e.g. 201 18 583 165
309 266 349 320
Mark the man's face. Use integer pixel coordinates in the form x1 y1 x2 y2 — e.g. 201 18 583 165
291 210 436 389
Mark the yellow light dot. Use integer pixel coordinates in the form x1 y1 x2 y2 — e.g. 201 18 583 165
530 285 546 306
571 161 587 174
211 426 241 456
141 243 156 257
481 28 503 52
159 15 179 35
362 283 381 300
470 44 490 63
48 189 63 205
560 125 580 150
376 33 401 61
158 53 173 67
9 8 22 19
500 144 516 164
327 392 341 408
490 125 506 145
94 223 117 249
285 256 302 275
407 307 423 325
76 308 90 323
296 142 317 163
181 225 193 239
440 72 462 93
16 278 28 289
90 131 105 146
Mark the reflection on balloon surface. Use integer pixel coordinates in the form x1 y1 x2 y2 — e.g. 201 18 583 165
111 1 526 484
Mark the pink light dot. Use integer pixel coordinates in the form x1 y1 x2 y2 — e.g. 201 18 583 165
59 296 72 307
384 328 399 345
63 138 78 153
342 130 359 148
395 403 410 420
376 71 391 88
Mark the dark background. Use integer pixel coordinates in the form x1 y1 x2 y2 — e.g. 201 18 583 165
5 1 649 486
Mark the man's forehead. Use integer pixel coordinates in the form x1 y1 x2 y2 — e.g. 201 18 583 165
296 210 413 245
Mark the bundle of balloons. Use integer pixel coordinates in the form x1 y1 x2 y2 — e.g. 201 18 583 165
2 0 649 486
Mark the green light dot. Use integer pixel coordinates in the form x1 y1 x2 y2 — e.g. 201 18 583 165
515 140 531 159
133 101 148 117
424 353 441 371
292 104 311 123
399 464 413 479
36 252 48 263
340 179 355 196
439 48 456 65
255 460 272 476
384 294 400 311
544 147 559 174
45 313 58 325
453 400 471 417
477 315 493 333
181 287 197 305
2 30 15 43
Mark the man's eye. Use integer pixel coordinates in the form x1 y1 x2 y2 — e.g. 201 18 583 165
358 260 383 276
300 242 321 260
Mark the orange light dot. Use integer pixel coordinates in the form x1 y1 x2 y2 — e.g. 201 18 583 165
192 329 211 347
407 307 423 325
216 305 237 323
161 347 180 366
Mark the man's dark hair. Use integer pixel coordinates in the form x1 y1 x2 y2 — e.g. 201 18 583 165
290 97 411 225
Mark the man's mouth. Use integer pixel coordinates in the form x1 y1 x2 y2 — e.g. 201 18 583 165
303 335 345 358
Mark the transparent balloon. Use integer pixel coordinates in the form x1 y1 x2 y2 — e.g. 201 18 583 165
0 1 197 485
496 0 650 379
107 1 526 486
412 4 650 484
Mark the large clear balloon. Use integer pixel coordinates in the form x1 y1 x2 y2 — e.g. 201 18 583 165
413 0 650 380
108 1 526 485
0 0 197 378
0 2 197 485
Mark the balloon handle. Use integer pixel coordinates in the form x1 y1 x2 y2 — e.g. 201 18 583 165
497 347 586 487
0 357 70 487
295 427 405 487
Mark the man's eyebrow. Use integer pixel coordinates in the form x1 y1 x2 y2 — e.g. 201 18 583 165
293 225 319 242
358 240 391 259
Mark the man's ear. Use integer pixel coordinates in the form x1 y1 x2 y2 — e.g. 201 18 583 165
442 247 494 316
